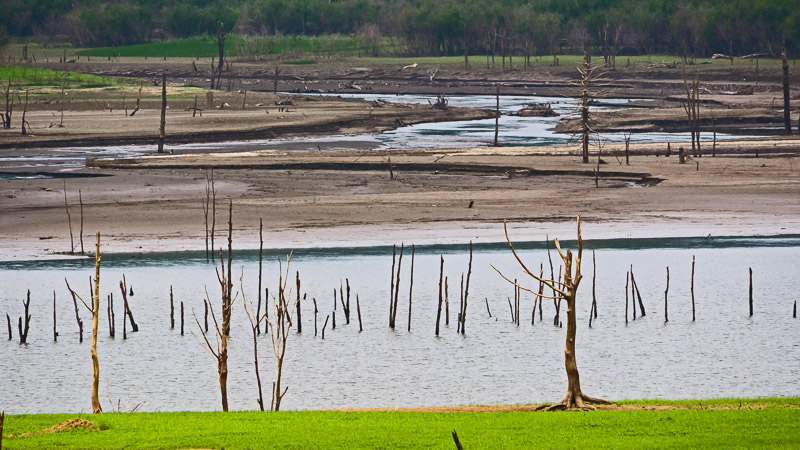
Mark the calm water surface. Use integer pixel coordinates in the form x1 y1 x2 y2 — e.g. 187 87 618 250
1 237 798 413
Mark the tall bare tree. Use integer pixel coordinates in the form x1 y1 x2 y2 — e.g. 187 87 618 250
264 252 299 411
196 200 234 411
493 216 607 410
65 232 103 414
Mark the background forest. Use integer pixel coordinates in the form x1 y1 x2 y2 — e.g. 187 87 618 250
0 0 798 58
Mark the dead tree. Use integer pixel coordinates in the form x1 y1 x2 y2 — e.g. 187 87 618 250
390 244 404 329
664 267 670 323
257 218 263 334
196 201 234 411
681 66 701 156
203 170 216 263
65 232 103 414
389 244 396 327
130 83 142 117
436 256 444 336
119 275 138 332
494 85 500 146
493 216 608 410
356 295 363 332
157 72 166 153
459 242 473 334
53 291 58 341
265 252 300 411
64 181 74 253
107 293 115 338
580 52 590 163
408 245 415 332
69 285 84 342
18 290 31 344
20 88 29 136
2 79 12 129
243 272 267 411
216 25 226 90
691 255 696 321
296 273 302 333
781 35 791 135
79 191 84 254
577 51 605 164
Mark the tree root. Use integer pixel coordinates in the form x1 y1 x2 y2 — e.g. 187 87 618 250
539 392 610 411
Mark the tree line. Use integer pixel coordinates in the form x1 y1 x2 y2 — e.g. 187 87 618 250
2 0 798 59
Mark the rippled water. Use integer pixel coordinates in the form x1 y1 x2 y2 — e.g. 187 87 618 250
1 236 798 413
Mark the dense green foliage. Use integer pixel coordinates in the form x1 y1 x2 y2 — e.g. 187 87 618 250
3 398 799 449
1 0 798 58
75 34 362 58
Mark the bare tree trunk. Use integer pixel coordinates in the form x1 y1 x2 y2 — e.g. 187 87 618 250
157 72 166 153
408 245 414 332
53 291 58 341
64 181 74 253
691 255 696 321
79 190 84 254
580 51 590 163
461 242 473 334
119 275 138 332
436 256 444 336
20 88 29 136
89 245 102 413
782 35 792 135
217 27 226 90
664 267 670 323
494 85 500 146
257 219 263 334
392 244 404 329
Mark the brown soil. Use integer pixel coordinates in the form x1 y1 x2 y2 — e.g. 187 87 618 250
0 86 492 149
2 139 799 260
18 418 98 437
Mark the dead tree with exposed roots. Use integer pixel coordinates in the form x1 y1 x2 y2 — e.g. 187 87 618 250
493 216 608 410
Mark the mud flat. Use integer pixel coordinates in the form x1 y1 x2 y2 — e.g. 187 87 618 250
1 139 799 260
0 85 493 149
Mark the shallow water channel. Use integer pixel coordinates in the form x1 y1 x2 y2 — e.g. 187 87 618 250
1 236 798 413
1 93 763 174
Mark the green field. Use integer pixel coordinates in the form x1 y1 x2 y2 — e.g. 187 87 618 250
0 66 125 88
75 34 363 59
3 398 799 449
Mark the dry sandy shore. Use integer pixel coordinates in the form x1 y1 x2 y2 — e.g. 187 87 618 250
1 139 799 261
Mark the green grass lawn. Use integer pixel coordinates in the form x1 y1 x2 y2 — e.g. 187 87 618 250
3 398 799 449
0 65 124 88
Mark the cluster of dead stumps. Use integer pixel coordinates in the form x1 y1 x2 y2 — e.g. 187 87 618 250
7 212 798 415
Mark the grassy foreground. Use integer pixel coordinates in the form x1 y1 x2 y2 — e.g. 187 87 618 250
3 398 799 449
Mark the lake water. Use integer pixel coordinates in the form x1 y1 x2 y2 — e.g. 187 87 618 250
1 236 798 413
